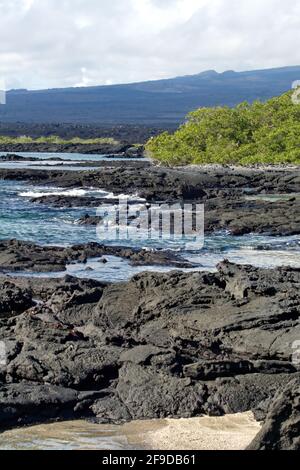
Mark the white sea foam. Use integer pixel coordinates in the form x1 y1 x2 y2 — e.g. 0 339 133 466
101 192 145 201
19 187 145 201
28 161 83 166
19 188 109 198
187 248 300 270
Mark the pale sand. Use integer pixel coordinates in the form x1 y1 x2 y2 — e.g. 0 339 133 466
125 412 261 451
0 412 261 450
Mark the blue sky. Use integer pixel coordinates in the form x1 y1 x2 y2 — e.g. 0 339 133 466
0 0 299 90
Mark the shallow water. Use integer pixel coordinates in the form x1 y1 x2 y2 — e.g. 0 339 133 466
0 162 104 171
0 155 298 449
0 152 146 171
0 420 138 450
245 193 300 202
0 151 145 161
0 177 299 281
0 414 260 451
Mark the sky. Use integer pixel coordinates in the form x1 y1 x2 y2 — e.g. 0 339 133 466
0 0 300 90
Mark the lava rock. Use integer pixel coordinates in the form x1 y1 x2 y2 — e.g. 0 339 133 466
0 280 33 319
248 378 300 450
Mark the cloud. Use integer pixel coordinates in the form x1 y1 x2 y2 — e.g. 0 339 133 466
0 0 299 90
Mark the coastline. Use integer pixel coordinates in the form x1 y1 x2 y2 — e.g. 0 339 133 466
0 155 299 450
137 413 261 451
0 413 261 451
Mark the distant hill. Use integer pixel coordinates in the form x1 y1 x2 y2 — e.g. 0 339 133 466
0 66 300 125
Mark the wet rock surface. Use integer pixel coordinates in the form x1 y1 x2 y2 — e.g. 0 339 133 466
0 142 144 156
205 196 300 236
0 239 195 273
27 194 300 236
1 165 299 237
0 154 34 162
77 214 104 226
29 195 145 208
0 261 299 441
0 384 80 428
1 165 299 201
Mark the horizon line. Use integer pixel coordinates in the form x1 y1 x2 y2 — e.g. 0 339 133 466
5 64 300 94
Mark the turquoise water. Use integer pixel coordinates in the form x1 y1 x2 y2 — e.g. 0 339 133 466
0 176 299 282
0 153 299 280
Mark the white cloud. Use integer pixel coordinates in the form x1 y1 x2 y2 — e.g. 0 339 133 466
22 0 35 12
0 0 299 90
130 0 204 29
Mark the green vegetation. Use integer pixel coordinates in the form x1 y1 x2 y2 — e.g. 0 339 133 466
145 91 300 166
0 136 119 145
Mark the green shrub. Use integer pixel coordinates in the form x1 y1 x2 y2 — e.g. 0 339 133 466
0 136 119 145
146 91 300 166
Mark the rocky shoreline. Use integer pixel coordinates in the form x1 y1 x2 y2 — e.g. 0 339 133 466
0 162 299 450
0 164 299 200
0 239 196 273
0 260 299 449
0 143 144 157
1 163 298 237
27 193 299 236
0 153 150 169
